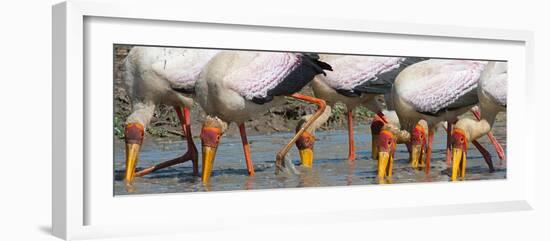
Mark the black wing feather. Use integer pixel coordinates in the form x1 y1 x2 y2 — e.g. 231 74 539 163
336 57 429 97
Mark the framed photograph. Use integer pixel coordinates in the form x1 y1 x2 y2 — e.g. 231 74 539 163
53 0 535 240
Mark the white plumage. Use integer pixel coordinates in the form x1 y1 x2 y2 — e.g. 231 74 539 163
479 61 507 109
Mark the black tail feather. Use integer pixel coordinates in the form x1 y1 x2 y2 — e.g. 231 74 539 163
302 53 333 75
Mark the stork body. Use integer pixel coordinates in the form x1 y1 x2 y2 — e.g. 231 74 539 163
392 59 496 175
195 51 332 183
451 62 507 180
122 47 218 183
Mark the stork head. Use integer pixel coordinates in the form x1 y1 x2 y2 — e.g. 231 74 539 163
410 123 427 168
377 129 396 179
451 127 469 181
295 117 316 167
124 123 145 183
200 116 228 183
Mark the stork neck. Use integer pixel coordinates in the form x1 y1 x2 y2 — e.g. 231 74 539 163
126 101 156 127
297 105 332 134
480 106 499 128
469 118 491 141
467 103 500 140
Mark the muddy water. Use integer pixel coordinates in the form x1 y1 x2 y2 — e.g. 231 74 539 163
114 114 506 195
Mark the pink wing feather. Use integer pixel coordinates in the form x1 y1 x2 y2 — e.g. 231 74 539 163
401 59 487 114
226 52 302 100
322 56 405 90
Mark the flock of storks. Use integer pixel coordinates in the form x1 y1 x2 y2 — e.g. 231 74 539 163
120 47 506 186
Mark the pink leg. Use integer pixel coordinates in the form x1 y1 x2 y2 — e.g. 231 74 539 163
135 107 198 177
239 123 255 176
471 140 495 172
471 109 505 161
405 142 411 154
425 129 435 175
446 122 453 166
347 110 356 161
180 107 199 175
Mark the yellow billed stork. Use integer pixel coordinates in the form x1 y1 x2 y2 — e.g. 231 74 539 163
392 59 502 175
122 47 218 183
450 61 507 180
195 50 332 183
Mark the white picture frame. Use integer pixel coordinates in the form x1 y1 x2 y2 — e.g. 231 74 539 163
52 0 535 240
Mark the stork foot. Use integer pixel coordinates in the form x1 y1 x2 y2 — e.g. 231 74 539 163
275 156 300 175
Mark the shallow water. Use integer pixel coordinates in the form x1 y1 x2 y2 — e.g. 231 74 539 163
114 114 506 195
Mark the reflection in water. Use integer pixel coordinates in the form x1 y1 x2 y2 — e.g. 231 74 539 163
245 176 254 190
124 181 136 194
347 161 355 185
114 113 507 195
297 168 320 187
378 177 394 185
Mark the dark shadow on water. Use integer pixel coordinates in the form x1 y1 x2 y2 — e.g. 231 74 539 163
356 170 378 178
114 166 195 180
208 164 272 177
178 175 201 183
210 168 250 176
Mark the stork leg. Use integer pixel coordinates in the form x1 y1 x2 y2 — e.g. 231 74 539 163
471 109 506 161
276 93 326 173
135 107 198 177
239 123 255 176
471 140 495 172
446 121 453 166
425 128 435 175
347 110 356 161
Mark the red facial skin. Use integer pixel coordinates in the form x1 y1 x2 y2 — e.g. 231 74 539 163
296 131 315 151
451 128 468 151
411 124 426 147
125 123 144 145
378 130 396 154
200 127 222 148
